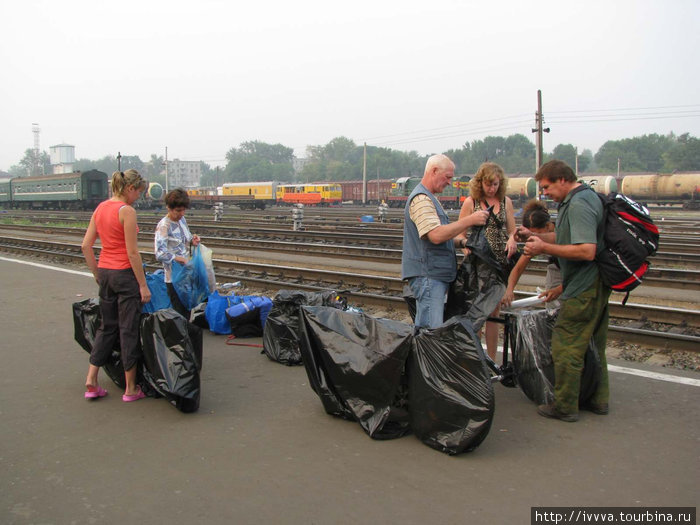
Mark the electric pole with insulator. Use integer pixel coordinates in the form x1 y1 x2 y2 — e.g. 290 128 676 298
531 89 550 172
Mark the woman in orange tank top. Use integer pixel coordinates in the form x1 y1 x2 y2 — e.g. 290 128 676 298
81 169 151 402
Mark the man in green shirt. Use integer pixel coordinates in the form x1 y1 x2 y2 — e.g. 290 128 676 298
517 160 610 422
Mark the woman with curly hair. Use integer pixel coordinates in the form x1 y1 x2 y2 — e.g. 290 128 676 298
458 162 517 359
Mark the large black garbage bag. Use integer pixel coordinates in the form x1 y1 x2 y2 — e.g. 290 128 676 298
262 290 342 365
509 309 557 406
444 255 505 332
409 316 495 455
140 309 202 413
508 308 600 406
72 298 126 389
299 306 413 439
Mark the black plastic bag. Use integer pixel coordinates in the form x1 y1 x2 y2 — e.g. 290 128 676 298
140 309 203 413
444 218 508 329
189 301 209 329
72 298 126 389
262 290 342 365
227 305 262 337
409 316 495 455
508 308 600 406
299 306 414 439
444 255 505 332
508 309 557 406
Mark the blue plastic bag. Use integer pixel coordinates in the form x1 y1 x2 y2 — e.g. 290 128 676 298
171 246 210 311
205 291 238 334
143 269 172 313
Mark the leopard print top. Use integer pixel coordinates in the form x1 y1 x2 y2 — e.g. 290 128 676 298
480 198 509 266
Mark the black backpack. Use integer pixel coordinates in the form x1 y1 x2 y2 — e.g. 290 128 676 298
571 186 660 304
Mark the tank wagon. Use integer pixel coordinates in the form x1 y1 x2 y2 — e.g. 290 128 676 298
147 182 164 201
578 176 618 195
1 170 108 210
135 182 164 209
506 177 538 204
621 173 700 208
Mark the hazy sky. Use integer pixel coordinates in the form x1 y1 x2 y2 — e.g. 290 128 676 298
1 0 699 171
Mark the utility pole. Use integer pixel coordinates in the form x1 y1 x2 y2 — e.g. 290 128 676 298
117 151 122 171
362 142 367 205
531 89 550 173
617 157 621 178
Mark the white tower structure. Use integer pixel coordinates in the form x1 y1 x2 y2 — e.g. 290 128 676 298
50 144 76 174
32 123 43 175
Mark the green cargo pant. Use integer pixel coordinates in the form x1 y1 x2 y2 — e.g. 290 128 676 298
551 275 611 415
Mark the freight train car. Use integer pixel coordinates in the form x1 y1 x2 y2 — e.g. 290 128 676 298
621 173 700 208
6 170 108 210
276 183 342 206
506 177 538 204
221 181 278 209
0 178 11 206
388 175 470 209
578 175 618 195
337 179 394 204
187 182 278 210
133 182 165 209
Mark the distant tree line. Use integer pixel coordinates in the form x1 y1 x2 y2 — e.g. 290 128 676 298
7 132 700 185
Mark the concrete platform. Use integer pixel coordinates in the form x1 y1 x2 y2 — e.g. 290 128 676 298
1 257 698 524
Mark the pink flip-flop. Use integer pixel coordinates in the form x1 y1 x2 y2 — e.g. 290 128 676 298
85 385 108 400
122 387 146 403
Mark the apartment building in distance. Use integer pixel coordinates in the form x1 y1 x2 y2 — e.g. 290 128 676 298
167 159 201 189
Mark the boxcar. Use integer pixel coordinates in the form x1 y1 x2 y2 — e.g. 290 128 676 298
338 179 394 204
9 170 108 210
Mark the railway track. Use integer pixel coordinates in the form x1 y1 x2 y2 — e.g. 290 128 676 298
1 235 698 352
2 223 700 291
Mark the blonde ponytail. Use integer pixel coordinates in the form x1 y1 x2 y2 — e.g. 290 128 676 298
111 169 146 196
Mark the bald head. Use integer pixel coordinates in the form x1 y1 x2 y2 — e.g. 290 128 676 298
422 154 456 194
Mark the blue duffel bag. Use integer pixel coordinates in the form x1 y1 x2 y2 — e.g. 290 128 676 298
225 296 273 337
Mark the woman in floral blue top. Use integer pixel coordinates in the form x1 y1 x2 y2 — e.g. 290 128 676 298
155 188 200 317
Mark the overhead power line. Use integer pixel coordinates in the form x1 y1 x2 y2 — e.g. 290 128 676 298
361 113 532 142
548 103 700 115
547 113 700 125
372 121 533 148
